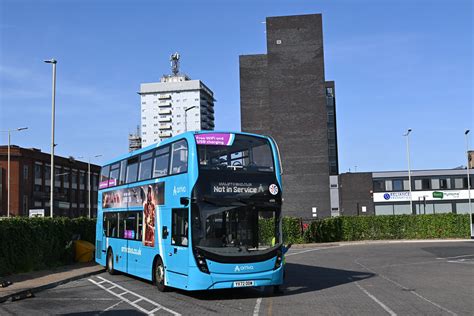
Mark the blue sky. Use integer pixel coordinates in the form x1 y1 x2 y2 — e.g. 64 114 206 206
0 0 472 172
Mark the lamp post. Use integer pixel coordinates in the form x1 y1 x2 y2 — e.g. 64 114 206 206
1 127 28 217
44 58 57 218
403 129 413 213
184 106 197 132
78 155 102 218
465 130 473 239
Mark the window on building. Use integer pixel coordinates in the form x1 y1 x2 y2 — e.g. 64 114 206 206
45 164 51 185
71 169 78 189
375 204 393 215
385 180 393 191
414 179 422 190
393 179 404 191
34 162 42 185
440 178 450 189
63 168 70 188
100 165 110 184
23 165 29 180
434 203 452 214
454 178 463 189
80 171 86 190
170 140 188 174
394 203 411 215
373 180 385 192
421 178 430 190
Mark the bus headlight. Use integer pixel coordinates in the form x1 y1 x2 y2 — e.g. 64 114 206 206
193 248 210 274
274 248 283 270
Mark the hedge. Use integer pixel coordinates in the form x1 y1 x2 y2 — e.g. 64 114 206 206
305 213 470 243
0 217 96 276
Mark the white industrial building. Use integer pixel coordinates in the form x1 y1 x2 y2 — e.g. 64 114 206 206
138 54 215 147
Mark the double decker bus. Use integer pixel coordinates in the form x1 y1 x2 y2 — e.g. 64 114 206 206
95 131 285 292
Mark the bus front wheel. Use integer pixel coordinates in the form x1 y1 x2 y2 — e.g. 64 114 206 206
107 249 116 275
154 257 168 292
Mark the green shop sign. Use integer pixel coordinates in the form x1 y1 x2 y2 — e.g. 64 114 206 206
432 191 444 199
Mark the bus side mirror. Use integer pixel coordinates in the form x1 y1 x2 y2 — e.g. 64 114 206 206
162 226 169 239
180 197 189 206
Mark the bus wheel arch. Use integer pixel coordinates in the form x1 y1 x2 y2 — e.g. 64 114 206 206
153 255 168 292
106 247 116 275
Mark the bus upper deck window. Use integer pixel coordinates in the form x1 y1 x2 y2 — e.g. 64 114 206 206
171 140 188 174
138 151 153 181
126 157 139 183
153 146 170 178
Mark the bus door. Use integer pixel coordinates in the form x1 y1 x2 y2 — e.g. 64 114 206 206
164 208 190 279
112 212 128 273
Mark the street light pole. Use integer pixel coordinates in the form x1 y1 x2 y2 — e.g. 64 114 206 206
44 58 57 218
465 129 473 239
184 106 197 133
404 129 413 213
1 127 28 217
78 154 101 218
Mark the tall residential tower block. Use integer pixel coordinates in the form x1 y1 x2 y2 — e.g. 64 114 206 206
139 55 215 147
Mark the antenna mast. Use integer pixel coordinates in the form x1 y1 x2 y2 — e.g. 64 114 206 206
170 52 180 76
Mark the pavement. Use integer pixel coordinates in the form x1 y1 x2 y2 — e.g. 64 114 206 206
0 262 104 303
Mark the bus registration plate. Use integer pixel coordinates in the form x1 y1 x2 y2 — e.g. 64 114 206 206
233 281 254 287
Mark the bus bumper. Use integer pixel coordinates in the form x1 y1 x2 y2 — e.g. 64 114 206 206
186 265 284 291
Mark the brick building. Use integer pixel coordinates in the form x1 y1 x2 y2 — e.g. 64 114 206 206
0 145 100 217
240 14 339 219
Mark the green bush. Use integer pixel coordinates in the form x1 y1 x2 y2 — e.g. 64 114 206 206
305 213 469 243
0 217 96 276
259 216 305 245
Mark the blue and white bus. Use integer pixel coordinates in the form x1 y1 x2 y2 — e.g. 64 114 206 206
95 131 285 292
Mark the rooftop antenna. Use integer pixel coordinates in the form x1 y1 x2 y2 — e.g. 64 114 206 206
170 52 180 76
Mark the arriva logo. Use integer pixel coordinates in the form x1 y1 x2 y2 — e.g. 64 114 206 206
173 186 186 196
234 265 254 272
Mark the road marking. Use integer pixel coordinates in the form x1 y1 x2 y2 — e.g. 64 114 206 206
89 276 180 316
253 297 262 316
353 281 397 316
101 300 122 313
355 259 458 316
286 246 339 257
436 254 474 260
447 259 474 264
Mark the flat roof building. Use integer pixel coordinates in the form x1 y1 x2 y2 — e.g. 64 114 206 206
339 168 473 216
139 54 215 147
240 14 339 219
0 146 100 217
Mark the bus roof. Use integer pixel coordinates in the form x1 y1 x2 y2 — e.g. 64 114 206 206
101 131 271 167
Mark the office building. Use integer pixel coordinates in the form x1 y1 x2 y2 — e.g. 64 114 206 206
0 145 100 217
139 53 215 147
240 14 338 219
339 168 473 216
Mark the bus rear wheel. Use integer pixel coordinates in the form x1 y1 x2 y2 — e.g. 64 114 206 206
107 249 116 275
154 257 168 292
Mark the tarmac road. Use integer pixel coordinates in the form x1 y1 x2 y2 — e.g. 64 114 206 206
1 241 472 315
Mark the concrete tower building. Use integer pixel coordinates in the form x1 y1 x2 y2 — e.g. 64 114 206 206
139 53 215 147
240 14 339 219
